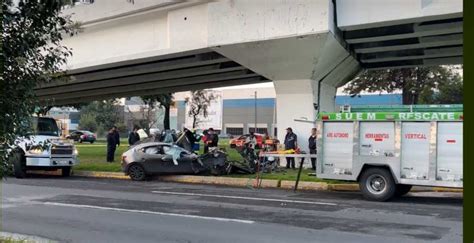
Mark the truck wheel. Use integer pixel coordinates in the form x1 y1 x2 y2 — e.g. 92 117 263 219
128 164 147 181
62 167 72 177
359 167 396 201
11 151 27 179
395 184 412 197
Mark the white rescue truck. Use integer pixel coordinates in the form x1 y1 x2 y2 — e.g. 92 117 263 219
10 117 79 178
316 109 462 201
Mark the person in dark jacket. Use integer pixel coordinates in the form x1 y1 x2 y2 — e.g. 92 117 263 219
113 125 120 147
308 128 317 170
284 127 297 169
128 125 140 146
204 128 219 153
106 127 117 162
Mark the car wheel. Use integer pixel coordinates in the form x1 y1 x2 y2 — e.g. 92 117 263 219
11 150 27 179
90 141 94 144
359 167 396 201
128 164 147 181
395 184 412 197
79 139 83 143
62 167 72 177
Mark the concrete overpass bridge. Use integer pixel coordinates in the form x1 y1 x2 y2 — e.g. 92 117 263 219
37 0 463 146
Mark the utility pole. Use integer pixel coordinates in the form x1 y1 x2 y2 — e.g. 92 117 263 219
254 91 257 133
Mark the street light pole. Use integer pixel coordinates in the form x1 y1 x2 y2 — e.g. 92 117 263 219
254 91 257 133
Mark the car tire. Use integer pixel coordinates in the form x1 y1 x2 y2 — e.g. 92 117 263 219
11 151 27 179
79 139 83 143
90 141 94 144
395 184 412 197
359 167 396 201
62 167 72 177
128 164 147 181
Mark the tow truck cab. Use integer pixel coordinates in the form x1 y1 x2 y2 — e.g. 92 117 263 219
11 117 79 178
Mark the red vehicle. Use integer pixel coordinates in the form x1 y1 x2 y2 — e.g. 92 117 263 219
229 133 265 148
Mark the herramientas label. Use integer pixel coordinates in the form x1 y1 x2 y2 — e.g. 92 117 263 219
318 112 463 121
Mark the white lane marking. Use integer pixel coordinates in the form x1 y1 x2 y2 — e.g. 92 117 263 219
42 202 254 224
151 191 337 206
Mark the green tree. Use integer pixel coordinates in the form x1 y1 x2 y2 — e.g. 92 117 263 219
1 0 77 177
184 90 216 129
141 93 174 130
344 66 459 105
78 113 97 132
78 100 121 134
419 73 463 104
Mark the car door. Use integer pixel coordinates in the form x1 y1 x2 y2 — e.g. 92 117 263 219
137 145 166 173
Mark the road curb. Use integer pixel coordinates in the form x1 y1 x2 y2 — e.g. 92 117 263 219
72 170 463 193
1 232 57 243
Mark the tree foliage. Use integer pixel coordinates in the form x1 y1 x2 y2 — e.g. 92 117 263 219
78 100 121 135
1 0 77 177
419 72 463 104
185 90 216 129
141 93 174 130
344 66 461 105
78 113 97 132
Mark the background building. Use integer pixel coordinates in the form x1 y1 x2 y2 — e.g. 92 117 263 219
173 83 402 137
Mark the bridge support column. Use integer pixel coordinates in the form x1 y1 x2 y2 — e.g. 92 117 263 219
273 79 337 152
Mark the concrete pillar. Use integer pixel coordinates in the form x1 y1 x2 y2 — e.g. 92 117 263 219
274 79 337 152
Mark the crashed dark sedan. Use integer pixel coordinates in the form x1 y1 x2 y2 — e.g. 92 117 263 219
121 142 233 181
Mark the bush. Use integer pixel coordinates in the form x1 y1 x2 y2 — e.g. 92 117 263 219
78 113 98 132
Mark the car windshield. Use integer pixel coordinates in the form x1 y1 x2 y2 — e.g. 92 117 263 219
26 117 59 136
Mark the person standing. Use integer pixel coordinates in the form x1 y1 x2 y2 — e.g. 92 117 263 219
308 128 318 170
284 127 297 169
128 125 140 146
204 128 218 153
113 125 120 147
106 127 117 162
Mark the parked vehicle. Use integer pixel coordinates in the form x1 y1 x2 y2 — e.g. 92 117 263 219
10 117 79 178
316 106 463 201
66 130 96 143
229 133 264 148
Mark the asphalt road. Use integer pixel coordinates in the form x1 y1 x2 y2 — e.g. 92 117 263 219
1 175 463 243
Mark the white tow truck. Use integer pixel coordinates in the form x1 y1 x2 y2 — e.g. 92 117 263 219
316 105 463 201
10 117 79 178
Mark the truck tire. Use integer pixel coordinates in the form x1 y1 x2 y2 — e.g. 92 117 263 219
359 167 396 201
62 167 72 177
395 184 412 197
11 151 27 179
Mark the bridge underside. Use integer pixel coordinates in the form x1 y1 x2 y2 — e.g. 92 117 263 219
344 14 463 70
36 49 268 105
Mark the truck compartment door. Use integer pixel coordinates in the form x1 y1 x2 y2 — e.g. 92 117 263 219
437 122 463 181
401 122 430 180
359 122 395 157
322 122 353 175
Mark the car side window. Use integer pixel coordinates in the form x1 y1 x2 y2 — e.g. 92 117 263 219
142 145 165 155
